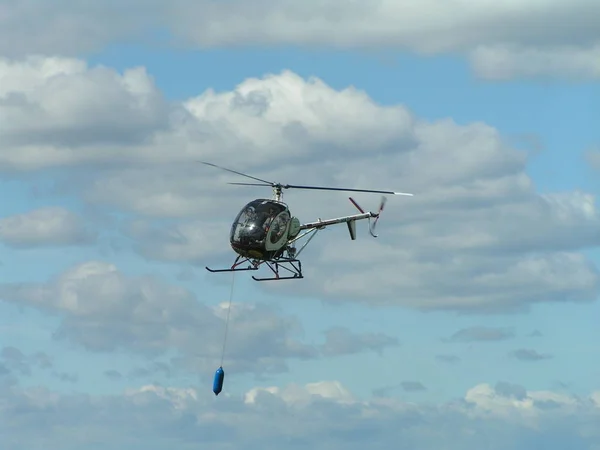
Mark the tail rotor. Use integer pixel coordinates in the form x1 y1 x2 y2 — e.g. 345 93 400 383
348 195 388 238
369 196 387 237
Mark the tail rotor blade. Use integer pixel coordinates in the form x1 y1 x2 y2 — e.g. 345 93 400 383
369 196 387 238
378 196 387 213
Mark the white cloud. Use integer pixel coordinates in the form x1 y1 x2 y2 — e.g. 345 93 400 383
1 378 599 449
1 1 599 80
585 148 600 171
320 327 399 356
0 261 318 375
166 0 600 51
0 260 399 376
0 206 94 247
6 0 598 55
0 56 169 170
469 44 600 80
123 219 230 263
0 346 53 375
510 348 553 361
2 58 598 313
445 327 515 342
165 0 600 80
168 0 600 80
244 380 355 406
0 0 163 57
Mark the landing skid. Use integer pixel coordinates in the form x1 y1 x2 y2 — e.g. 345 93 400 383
205 255 303 281
205 255 260 273
205 265 258 273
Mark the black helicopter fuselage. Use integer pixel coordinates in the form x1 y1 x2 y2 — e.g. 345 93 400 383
229 199 296 260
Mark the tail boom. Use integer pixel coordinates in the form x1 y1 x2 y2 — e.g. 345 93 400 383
298 196 386 239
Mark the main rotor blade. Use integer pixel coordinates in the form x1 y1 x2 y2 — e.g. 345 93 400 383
199 161 274 185
283 184 414 196
200 161 414 196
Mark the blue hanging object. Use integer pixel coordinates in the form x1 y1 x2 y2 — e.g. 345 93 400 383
213 366 225 396
214 273 235 397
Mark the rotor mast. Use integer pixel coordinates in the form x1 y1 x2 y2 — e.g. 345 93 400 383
273 184 283 202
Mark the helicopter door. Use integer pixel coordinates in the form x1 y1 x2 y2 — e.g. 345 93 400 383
264 211 290 252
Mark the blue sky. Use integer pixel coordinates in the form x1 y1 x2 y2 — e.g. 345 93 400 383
1 2 600 449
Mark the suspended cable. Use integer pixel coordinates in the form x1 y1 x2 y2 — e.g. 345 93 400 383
220 271 235 366
213 271 235 396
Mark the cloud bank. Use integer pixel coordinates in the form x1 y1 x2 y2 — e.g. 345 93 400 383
1 57 598 314
1 376 599 450
2 0 599 79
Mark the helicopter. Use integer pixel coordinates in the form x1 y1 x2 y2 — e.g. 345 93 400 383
201 161 413 281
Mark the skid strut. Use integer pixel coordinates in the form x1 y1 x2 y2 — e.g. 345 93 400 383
252 259 303 281
206 254 303 281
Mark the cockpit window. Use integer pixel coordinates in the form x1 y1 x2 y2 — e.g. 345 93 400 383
230 200 286 246
269 212 290 244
